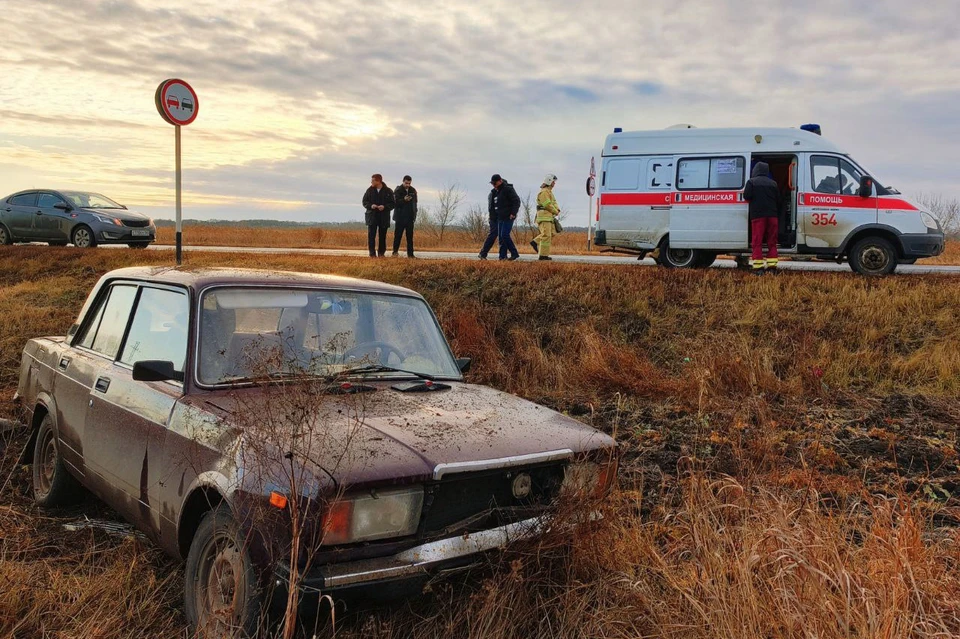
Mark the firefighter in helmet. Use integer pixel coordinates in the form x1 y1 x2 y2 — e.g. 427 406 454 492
531 173 560 261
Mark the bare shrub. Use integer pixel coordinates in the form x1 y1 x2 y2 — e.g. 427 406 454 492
432 183 466 243
462 204 490 243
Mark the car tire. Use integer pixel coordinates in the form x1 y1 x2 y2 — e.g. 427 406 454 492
48 241 68 247
0 224 12 245
71 225 96 248
184 505 263 638
659 239 700 269
849 237 897 276
33 414 81 507
127 243 150 249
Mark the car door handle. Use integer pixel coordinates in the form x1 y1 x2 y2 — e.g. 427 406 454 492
94 377 111 393
58 356 71 370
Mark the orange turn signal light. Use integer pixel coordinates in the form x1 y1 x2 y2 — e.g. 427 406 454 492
269 491 288 509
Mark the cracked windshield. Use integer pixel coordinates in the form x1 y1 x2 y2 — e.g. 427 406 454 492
198 287 461 384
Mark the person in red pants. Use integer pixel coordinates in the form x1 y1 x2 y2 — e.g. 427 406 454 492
743 161 781 272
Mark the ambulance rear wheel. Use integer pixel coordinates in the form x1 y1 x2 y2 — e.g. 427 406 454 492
694 252 717 268
660 244 699 269
849 237 897 276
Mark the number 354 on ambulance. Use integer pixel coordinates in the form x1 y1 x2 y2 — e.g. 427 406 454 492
593 125 945 275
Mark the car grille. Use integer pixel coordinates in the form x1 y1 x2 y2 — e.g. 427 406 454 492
121 218 150 228
420 464 565 536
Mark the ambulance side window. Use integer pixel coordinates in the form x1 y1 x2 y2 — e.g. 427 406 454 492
677 157 745 190
605 159 643 191
811 156 841 194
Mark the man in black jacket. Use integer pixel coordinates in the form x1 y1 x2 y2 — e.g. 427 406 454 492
392 175 417 257
362 174 395 257
489 174 521 261
743 161 781 272
478 185 499 260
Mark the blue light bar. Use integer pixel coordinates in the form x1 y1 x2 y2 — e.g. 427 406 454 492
613 127 622 133
800 123 822 135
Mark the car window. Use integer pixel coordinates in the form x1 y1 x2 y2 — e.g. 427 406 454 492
838 159 865 196
87 285 137 359
78 296 108 350
812 156 842 193
9 192 36 206
37 193 64 208
120 287 189 373
677 157 745 190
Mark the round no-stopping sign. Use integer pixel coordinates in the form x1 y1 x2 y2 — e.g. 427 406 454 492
155 78 199 126
586 176 596 197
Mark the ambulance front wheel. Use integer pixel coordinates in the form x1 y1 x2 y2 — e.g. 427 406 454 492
849 236 897 276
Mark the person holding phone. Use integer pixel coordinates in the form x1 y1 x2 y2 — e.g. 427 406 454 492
392 175 418 257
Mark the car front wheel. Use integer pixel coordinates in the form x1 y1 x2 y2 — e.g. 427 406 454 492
33 414 81 507
849 237 897 276
184 506 263 638
0 224 12 245
71 225 96 248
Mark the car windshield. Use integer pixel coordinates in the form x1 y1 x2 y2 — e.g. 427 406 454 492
197 287 462 385
61 191 124 209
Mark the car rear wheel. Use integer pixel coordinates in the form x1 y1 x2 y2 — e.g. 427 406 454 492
659 241 700 269
184 505 263 638
127 242 150 249
849 237 897 276
33 414 81 507
0 224 11 245
71 225 96 248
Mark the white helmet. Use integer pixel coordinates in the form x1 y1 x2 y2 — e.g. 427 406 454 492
542 173 558 186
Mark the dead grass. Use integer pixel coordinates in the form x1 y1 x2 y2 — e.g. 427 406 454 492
2 245 960 638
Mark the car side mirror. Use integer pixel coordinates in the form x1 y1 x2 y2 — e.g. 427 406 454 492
858 177 874 198
456 357 472 373
53 202 71 211
133 360 184 383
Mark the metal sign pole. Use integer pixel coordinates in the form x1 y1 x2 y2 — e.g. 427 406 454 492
587 194 594 251
175 125 182 265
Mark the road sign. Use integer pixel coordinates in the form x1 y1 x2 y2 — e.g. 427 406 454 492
155 78 199 265
156 79 199 126
586 156 596 251
586 176 596 197
589 156 596 178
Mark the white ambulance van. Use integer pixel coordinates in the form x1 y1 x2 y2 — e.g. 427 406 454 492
594 125 945 275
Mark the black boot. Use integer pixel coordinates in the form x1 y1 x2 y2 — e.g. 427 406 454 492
530 240 538 253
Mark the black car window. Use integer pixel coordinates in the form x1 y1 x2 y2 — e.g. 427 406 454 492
9 192 36 206
120 287 189 373
37 193 64 208
84 285 137 359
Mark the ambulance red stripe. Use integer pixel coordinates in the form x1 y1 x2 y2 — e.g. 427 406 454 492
800 193 919 211
600 193 673 206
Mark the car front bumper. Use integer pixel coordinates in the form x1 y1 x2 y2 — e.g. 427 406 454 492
901 229 945 258
285 514 549 593
97 228 156 243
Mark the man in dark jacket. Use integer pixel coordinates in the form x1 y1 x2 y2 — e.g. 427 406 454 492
743 161 781 272
489 174 521 261
392 175 417 257
362 174 395 257
478 185 500 260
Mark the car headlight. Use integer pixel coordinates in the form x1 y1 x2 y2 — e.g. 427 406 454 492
93 214 123 226
561 457 617 500
920 212 940 231
320 486 423 545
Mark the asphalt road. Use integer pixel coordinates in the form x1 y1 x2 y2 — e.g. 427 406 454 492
131 244 960 275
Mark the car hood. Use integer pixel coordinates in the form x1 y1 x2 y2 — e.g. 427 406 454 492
80 208 151 223
198 382 615 488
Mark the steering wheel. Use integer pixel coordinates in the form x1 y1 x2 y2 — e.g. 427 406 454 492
342 341 404 365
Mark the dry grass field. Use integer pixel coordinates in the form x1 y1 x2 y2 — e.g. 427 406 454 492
2 246 960 638
155 223 960 265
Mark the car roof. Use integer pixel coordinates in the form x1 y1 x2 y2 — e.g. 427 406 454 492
100 266 422 297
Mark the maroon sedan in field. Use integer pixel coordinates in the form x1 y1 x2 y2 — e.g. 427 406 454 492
15 267 617 635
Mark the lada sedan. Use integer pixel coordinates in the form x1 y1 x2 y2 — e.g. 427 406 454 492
15 267 617 635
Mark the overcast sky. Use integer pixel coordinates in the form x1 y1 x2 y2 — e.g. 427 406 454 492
1 0 958 223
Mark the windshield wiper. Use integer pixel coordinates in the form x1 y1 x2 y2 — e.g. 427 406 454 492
334 364 435 381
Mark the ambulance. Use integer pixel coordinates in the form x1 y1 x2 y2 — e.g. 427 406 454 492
593 125 945 274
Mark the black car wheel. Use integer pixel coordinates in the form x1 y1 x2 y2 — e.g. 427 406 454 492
0 224 11 245
33 414 81 507
71 225 96 248
659 240 700 269
184 506 263 638
849 237 897 276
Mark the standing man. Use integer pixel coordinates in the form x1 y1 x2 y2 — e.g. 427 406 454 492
490 174 521 261
532 173 560 261
743 161 781 272
478 185 499 260
363 174 395 257
392 175 418 257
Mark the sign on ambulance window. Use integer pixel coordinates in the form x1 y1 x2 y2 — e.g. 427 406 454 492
605 159 643 191
677 156 745 190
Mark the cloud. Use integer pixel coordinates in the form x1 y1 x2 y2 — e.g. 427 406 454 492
0 0 958 224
